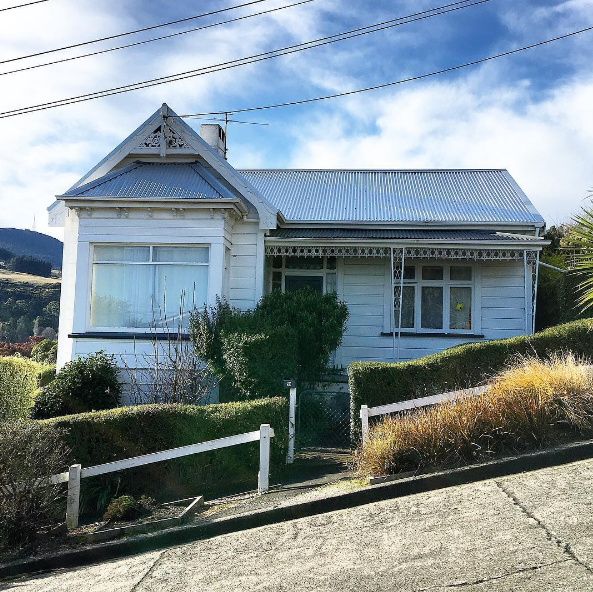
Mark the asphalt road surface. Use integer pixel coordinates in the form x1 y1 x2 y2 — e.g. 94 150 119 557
4 458 593 591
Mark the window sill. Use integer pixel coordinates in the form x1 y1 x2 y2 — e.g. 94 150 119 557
380 332 484 339
68 332 191 341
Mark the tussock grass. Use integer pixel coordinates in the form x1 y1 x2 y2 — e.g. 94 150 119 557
354 354 593 478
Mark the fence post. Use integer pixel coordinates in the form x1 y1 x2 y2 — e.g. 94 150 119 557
66 464 81 530
287 387 297 464
360 405 370 444
258 424 271 494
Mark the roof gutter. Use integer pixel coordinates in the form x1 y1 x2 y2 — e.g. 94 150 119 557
264 237 550 248
56 196 248 216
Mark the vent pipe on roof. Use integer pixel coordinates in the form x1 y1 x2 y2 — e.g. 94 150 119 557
200 124 227 160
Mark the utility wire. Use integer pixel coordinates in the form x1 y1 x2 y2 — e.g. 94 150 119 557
0 0 496 118
0 0 48 12
0 0 317 76
177 26 593 117
2 24 591 120
0 0 273 65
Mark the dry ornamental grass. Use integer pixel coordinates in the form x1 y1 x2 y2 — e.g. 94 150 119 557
354 354 593 478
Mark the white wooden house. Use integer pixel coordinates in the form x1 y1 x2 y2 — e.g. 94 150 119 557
49 103 548 375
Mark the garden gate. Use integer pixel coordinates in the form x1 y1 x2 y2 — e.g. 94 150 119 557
296 390 351 450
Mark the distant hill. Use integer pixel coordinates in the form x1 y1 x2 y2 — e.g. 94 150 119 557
0 228 63 269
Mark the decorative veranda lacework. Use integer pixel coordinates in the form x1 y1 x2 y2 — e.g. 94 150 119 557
265 245 539 263
139 125 189 149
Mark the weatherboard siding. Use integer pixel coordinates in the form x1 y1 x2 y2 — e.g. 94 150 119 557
335 258 528 367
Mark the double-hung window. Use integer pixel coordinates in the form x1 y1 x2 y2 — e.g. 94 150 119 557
90 245 209 329
393 263 474 333
269 256 337 294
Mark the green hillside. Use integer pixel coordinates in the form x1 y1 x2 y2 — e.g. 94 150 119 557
0 228 63 269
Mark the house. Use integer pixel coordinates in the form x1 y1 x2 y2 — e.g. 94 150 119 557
49 103 548 378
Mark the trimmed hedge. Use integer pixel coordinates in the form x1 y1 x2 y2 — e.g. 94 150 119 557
0 357 54 421
349 319 593 440
43 397 288 509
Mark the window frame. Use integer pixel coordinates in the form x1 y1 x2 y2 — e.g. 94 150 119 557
267 255 337 295
384 261 481 335
88 243 210 332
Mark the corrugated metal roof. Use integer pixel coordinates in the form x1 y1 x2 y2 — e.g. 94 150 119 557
239 169 544 225
268 228 543 241
62 162 231 199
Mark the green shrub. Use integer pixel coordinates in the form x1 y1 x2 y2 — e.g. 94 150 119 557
0 420 69 550
43 397 288 510
103 495 154 522
0 357 46 420
31 339 58 364
38 364 56 387
349 319 593 441
32 351 121 419
221 329 299 400
191 291 348 400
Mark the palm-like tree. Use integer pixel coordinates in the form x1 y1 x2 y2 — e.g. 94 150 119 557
568 197 593 311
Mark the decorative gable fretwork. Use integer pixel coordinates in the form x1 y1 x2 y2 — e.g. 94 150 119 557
139 125 190 150
265 244 539 263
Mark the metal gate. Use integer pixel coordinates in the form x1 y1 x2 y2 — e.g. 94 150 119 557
296 390 351 449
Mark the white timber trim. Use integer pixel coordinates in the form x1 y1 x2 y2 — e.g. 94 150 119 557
41 426 276 529
360 386 487 443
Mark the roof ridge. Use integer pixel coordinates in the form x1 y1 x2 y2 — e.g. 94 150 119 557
238 168 508 173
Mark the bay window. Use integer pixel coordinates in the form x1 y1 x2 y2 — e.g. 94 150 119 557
90 245 209 329
393 263 475 333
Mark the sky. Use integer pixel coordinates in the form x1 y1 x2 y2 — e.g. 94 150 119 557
0 0 592 240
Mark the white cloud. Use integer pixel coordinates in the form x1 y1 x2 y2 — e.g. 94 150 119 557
287 72 593 225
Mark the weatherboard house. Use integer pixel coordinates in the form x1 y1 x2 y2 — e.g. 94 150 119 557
49 103 547 378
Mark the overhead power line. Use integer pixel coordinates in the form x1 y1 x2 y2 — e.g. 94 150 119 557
2 24 591 120
0 0 318 77
177 26 593 117
0 0 273 65
0 0 48 12
0 0 496 118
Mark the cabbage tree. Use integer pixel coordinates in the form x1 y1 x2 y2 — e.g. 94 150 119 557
568 197 593 310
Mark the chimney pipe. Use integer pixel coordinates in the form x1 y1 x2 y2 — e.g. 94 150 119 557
199 124 227 159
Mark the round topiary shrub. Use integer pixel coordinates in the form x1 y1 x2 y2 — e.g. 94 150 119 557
31 351 121 419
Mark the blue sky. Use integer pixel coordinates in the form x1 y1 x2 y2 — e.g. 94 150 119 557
0 0 592 239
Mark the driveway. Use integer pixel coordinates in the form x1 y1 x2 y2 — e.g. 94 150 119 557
4 458 593 591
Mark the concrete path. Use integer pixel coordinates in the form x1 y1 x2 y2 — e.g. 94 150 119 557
4 458 593 591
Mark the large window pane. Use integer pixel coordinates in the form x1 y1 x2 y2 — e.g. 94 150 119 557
91 264 152 327
154 265 208 326
450 286 472 330
450 266 472 281
395 285 415 329
421 286 443 329
422 266 443 281
93 245 150 262
153 246 209 263
285 256 323 270
284 275 323 293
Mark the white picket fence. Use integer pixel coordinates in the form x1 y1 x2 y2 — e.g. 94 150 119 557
359 386 487 443
46 424 275 529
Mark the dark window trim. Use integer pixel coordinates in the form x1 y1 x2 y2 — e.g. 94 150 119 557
68 332 191 341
